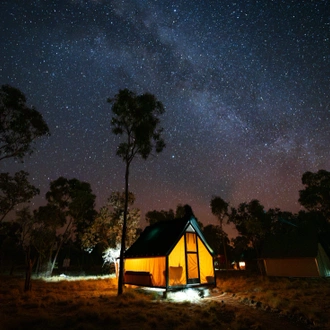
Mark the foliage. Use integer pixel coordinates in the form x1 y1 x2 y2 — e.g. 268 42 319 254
108 89 165 163
45 177 96 240
210 196 230 267
14 206 35 249
81 191 140 254
145 204 201 226
228 199 271 256
0 84 50 162
32 204 66 274
202 224 230 256
108 88 165 295
299 169 330 223
174 204 186 218
210 195 229 226
145 209 175 225
32 177 96 276
177 204 204 229
266 208 298 235
0 171 39 222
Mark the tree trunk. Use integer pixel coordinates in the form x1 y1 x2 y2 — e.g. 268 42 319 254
220 220 228 269
24 247 33 291
222 237 228 269
118 161 129 295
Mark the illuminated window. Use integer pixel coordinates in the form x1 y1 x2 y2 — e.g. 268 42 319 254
186 232 197 252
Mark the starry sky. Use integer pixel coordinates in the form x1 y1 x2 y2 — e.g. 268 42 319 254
1 0 329 236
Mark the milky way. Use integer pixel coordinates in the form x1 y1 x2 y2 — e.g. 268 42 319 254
1 0 329 236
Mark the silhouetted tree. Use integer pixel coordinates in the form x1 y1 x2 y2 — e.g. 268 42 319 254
266 208 298 235
108 89 165 295
81 191 140 253
299 170 330 223
228 200 271 262
0 84 49 233
0 84 49 162
0 171 39 222
145 209 175 225
210 196 229 268
14 207 36 291
203 224 230 257
33 177 96 276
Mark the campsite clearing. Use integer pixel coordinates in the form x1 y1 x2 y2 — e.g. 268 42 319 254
0 274 329 329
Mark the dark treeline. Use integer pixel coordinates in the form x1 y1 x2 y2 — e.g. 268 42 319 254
1 85 330 286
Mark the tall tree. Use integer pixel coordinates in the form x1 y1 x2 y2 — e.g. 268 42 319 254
0 84 49 162
15 207 36 291
108 89 165 295
0 85 49 223
33 177 96 276
0 171 39 222
228 199 271 258
210 196 229 268
299 170 330 223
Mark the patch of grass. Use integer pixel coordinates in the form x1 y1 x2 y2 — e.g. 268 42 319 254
1 274 330 329
216 272 330 328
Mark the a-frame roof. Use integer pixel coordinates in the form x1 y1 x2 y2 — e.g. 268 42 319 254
124 216 214 258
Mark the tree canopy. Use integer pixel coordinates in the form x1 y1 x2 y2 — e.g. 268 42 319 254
210 195 229 267
0 84 50 162
33 177 96 276
108 89 165 164
81 191 140 254
228 199 271 256
0 171 39 223
108 88 166 295
145 209 175 225
299 169 330 223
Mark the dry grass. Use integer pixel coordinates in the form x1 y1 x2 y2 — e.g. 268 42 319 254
216 272 330 328
0 275 239 330
0 273 329 329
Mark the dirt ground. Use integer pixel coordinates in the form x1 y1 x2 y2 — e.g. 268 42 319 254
0 275 327 330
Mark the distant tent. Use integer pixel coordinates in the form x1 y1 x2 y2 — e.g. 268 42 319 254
123 216 215 290
261 233 330 277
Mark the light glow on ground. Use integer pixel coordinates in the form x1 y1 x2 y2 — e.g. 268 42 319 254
38 274 116 282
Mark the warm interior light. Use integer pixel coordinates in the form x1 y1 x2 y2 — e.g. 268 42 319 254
239 261 246 270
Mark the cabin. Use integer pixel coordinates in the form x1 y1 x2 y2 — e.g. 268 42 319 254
123 216 215 291
261 233 330 277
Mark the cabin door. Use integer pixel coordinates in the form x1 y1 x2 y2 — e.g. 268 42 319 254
185 232 200 284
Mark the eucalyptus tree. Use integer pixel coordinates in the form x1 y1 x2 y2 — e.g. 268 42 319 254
145 209 175 225
0 85 49 222
33 177 96 276
108 89 165 295
299 169 330 224
82 191 140 252
210 196 229 268
228 199 271 257
0 171 39 223
0 84 49 162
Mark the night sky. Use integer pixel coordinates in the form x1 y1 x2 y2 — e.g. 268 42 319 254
1 0 329 236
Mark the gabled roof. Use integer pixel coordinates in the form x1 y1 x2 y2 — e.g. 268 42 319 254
124 216 214 258
261 233 319 259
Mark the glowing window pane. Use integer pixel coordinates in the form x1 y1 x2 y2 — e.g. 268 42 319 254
186 232 197 252
187 253 199 279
